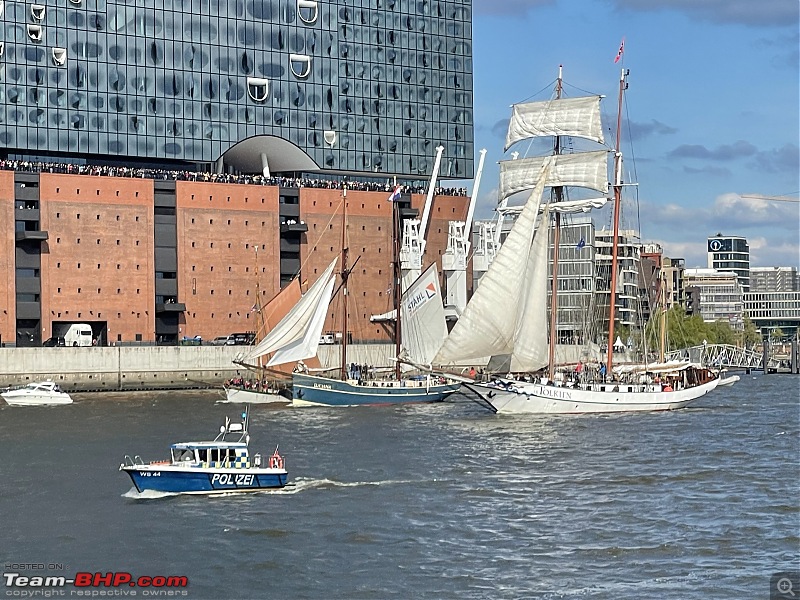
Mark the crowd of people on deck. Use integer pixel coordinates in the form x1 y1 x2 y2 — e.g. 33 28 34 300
0 159 467 196
225 377 285 392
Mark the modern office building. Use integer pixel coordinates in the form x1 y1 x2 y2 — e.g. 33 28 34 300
638 242 663 325
745 267 800 338
750 266 799 292
0 0 476 347
0 0 474 179
707 234 750 291
548 218 598 345
661 256 686 310
743 289 800 339
683 268 744 329
595 228 642 332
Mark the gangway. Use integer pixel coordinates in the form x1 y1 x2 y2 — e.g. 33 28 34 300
665 344 781 370
441 148 486 319
399 145 444 292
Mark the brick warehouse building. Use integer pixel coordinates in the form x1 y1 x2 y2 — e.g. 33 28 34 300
1 171 468 346
0 0 475 346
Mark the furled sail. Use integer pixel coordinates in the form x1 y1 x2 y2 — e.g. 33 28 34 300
541 197 609 214
506 95 604 150
499 150 609 201
244 258 337 365
434 160 551 365
400 263 448 366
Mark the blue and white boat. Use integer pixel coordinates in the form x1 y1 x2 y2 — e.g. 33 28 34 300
292 371 460 407
120 410 288 494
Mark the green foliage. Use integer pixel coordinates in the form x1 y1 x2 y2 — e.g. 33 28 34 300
741 314 761 348
642 305 757 351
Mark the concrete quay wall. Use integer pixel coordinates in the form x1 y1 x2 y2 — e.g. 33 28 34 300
0 344 395 391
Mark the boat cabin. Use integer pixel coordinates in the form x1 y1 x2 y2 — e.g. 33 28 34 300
169 441 256 468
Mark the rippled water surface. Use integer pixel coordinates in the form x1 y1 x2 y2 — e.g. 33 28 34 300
1 373 798 599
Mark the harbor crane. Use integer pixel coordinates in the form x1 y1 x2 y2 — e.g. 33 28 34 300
738 194 799 203
399 145 445 291
441 148 487 318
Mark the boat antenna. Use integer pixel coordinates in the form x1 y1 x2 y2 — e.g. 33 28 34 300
606 68 630 376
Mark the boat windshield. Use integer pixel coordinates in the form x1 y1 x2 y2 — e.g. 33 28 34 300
172 448 196 463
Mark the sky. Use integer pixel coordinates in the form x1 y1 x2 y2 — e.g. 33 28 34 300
463 0 799 269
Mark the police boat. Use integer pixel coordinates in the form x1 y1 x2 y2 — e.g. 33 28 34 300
120 409 288 495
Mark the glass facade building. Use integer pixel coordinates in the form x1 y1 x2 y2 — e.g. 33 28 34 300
707 234 750 291
0 0 474 179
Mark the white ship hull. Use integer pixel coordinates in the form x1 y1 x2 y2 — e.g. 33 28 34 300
470 378 719 414
223 386 290 404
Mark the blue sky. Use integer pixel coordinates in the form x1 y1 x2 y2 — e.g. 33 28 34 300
465 0 799 268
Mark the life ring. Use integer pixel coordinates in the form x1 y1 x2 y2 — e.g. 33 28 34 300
269 452 284 470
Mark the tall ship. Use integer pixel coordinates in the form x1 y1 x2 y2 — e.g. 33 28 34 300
433 66 719 414
291 179 461 407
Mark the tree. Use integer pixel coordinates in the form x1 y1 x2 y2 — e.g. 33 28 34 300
741 314 761 348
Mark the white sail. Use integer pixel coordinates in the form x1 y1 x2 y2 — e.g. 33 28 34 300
244 258 337 365
434 160 551 365
499 150 609 201
400 263 448 366
510 202 551 372
506 95 604 150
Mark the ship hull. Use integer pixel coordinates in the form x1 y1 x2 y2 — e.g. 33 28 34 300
292 373 460 407
121 465 288 494
223 386 290 404
469 378 719 414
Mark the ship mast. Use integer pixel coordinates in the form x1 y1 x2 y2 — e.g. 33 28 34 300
393 190 402 380
548 66 564 381
253 245 266 382
606 68 628 375
340 183 350 381
659 271 667 363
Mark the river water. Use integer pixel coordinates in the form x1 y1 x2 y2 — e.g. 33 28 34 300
1 373 798 599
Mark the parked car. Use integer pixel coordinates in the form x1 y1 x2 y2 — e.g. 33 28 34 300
43 336 66 347
208 336 230 346
230 332 256 345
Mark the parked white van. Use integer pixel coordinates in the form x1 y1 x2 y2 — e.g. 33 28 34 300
61 324 93 347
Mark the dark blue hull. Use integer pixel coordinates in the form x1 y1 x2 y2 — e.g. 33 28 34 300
292 373 460 407
123 467 288 494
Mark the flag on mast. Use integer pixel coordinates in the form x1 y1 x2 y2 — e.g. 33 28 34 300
614 38 625 63
388 185 402 202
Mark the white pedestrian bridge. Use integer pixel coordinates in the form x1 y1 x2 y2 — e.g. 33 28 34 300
665 344 781 370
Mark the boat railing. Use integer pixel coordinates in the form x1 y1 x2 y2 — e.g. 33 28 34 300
122 455 146 467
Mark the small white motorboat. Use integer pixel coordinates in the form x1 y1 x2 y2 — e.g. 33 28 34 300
717 374 741 387
1 381 73 406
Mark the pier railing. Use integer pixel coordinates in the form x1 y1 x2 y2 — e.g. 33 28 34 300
664 344 780 370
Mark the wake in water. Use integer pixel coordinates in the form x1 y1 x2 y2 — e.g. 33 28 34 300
262 477 417 494
120 478 412 499
122 487 180 500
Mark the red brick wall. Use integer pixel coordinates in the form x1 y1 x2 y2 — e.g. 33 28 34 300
175 182 281 339
3 173 469 346
38 174 156 343
0 171 15 345
299 188 469 342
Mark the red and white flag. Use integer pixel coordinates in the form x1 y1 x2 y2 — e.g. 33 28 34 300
614 38 625 63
